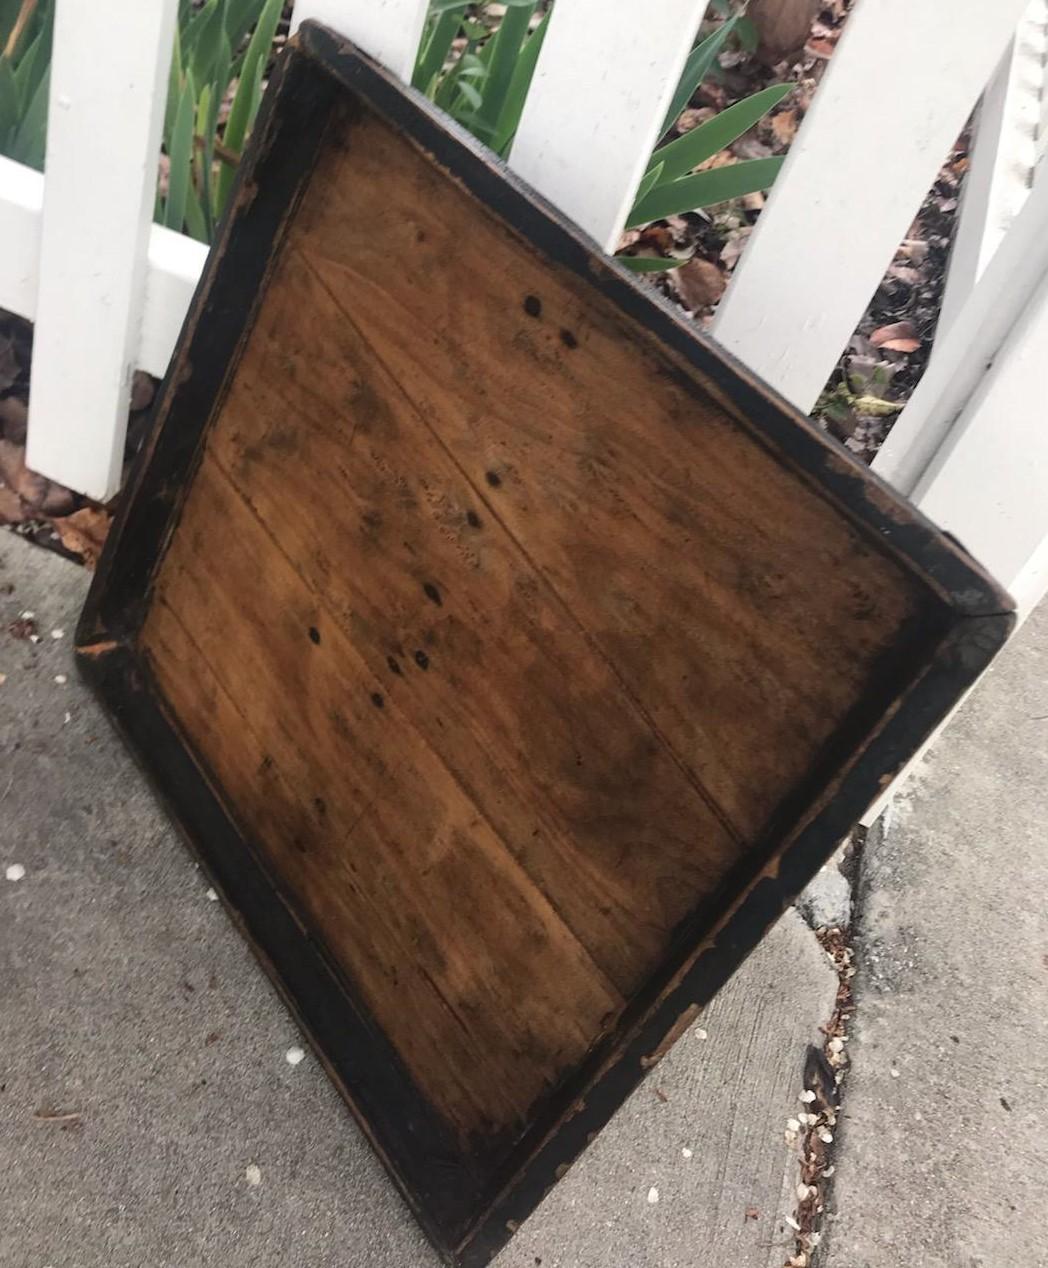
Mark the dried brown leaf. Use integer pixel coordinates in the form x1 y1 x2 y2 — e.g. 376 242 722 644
869 320 921 353
0 440 75 516
52 506 111 569
0 336 18 394
770 108 799 146
130 371 156 414
673 257 726 311
0 396 28 444
0 483 24 524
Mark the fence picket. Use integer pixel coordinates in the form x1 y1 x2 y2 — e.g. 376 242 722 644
0 157 43 322
935 0 1048 340
290 0 431 83
711 0 1031 415
911 273 1048 619
508 0 711 252
25 0 180 501
874 169 1048 497
139 228 210 380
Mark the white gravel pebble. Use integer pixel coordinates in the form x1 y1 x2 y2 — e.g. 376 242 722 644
51 628 65 639
5 863 26 882
285 1046 306 1066
890 1067 901 1078
799 1089 816 1104
646 1186 659 1205
54 674 67 685
245 1164 262 1186
205 888 219 902
681 1147 692 1159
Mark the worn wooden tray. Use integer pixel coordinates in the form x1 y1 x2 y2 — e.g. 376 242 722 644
78 24 1014 1267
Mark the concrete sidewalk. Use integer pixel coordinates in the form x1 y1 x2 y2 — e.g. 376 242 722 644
822 601 1048 1268
2 528 1045 1268
0 531 834 1268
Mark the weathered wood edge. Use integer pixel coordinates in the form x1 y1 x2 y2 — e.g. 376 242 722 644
75 29 1018 1268
297 19 1014 622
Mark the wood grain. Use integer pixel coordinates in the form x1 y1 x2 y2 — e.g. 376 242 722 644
287 108 933 842
138 95 941 1146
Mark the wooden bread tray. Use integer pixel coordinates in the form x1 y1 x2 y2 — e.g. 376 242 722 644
77 24 1014 1266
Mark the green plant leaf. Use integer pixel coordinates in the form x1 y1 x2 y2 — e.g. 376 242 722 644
617 256 686 273
225 0 265 53
412 3 467 91
632 160 664 208
13 3 52 114
195 81 215 237
491 7 549 155
214 0 280 219
165 23 183 148
0 0 22 51
736 16 760 53
190 0 227 90
626 155 783 227
208 29 232 143
454 78 482 111
183 180 209 242
647 84 791 184
165 71 196 231
10 61 47 168
182 0 219 61
658 16 738 140
472 0 534 143
0 57 19 147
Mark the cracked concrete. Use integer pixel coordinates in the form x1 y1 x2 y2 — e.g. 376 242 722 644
822 602 1048 1268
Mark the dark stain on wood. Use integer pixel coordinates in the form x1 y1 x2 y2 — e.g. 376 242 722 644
75 25 1015 1268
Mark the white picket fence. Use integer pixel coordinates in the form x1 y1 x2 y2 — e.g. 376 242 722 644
2 0 1047 624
